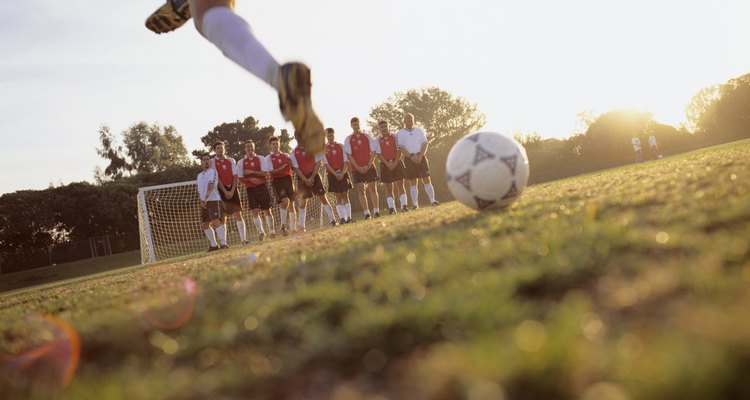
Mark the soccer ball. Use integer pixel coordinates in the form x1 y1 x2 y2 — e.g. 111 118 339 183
445 131 529 211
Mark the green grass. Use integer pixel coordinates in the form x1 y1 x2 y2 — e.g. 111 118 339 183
0 250 141 295
2 140 749 399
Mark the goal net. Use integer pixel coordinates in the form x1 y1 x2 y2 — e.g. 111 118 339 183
137 176 341 264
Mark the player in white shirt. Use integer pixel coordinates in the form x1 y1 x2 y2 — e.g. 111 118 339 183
237 140 277 240
397 113 439 209
648 135 663 159
145 0 325 154
197 153 225 251
632 137 643 163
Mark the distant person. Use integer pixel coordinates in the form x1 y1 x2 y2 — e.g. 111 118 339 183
397 113 439 209
632 137 643 163
376 120 408 214
145 0 325 154
345 117 380 219
212 141 245 246
197 153 224 252
291 131 338 231
648 135 663 159
265 136 296 236
237 140 276 241
324 128 353 224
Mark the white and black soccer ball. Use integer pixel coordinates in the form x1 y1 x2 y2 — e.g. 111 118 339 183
445 131 529 211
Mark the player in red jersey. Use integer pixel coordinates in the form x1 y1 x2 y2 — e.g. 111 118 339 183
324 128 353 224
145 0 325 154
291 131 338 231
345 117 380 219
237 139 277 240
265 136 297 236
212 141 246 246
376 120 408 214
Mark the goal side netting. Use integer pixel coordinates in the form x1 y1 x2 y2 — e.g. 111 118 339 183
137 177 341 264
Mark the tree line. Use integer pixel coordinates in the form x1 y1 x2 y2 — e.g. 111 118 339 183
2 72 750 273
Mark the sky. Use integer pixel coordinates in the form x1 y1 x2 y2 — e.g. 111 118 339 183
1 0 749 195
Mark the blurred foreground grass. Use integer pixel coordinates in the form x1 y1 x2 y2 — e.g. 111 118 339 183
1 140 749 400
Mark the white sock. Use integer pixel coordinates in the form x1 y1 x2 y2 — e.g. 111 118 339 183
204 228 218 247
236 220 246 241
424 183 436 203
345 203 352 220
399 194 408 208
280 209 288 225
336 204 344 220
373 207 380 215
253 217 265 234
290 213 297 229
298 209 306 227
386 197 395 209
265 214 275 232
363 209 371 217
410 186 419 207
201 7 280 89
215 225 227 245
323 204 334 221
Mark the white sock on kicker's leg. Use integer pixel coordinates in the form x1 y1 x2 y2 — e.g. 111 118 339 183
201 6 280 89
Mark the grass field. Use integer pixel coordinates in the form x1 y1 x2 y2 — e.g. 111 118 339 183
0 250 141 296
1 140 749 400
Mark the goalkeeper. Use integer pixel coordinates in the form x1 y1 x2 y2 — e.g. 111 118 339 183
145 0 325 154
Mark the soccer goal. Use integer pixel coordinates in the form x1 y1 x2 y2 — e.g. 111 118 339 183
137 178 341 264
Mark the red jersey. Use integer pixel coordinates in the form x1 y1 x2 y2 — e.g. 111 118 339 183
213 157 237 187
292 147 319 175
238 155 267 188
345 132 375 168
325 142 346 171
266 152 292 180
378 134 399 161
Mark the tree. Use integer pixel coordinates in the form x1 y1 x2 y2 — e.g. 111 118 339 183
685 85 721 135
96 122 191 178
96 125 131 179
193 116 277 159
369 87 486 150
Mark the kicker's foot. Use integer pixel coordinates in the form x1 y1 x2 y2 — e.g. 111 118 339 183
278 62 325 154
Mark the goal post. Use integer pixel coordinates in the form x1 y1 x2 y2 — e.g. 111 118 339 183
137 177 341 264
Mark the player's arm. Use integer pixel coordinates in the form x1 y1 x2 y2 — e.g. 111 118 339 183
229 159 239 196
348 153 362 173
290 154 310 185
324 154 337 175
418 141 429 162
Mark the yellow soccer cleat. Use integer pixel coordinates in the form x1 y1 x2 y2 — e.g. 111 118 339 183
278 62 325 154
145 0 192 34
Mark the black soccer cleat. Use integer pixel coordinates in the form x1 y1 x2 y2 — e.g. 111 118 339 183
207 246 219 253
